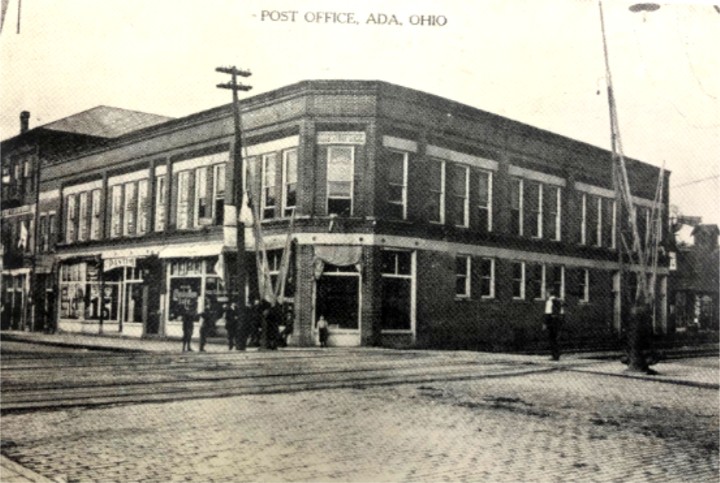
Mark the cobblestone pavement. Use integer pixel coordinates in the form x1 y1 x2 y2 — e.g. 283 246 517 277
1 360 717 482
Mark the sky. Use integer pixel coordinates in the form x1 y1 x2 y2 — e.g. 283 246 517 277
1 0 718 234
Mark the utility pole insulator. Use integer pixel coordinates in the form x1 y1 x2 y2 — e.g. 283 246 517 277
217 83 252 91
215 66 252 77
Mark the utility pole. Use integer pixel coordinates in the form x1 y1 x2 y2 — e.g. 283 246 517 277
216 66 251 305
599 1 662 373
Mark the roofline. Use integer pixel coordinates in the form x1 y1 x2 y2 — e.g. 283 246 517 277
29 80 668 174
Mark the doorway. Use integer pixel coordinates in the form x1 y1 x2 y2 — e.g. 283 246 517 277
314 264 361 346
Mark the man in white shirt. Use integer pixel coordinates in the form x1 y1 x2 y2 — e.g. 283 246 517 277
543 289 564 361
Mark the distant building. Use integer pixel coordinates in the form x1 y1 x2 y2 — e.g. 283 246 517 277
670 224 719 333
1 107 172 331
2 81 670 349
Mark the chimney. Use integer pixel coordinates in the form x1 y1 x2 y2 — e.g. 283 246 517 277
20 111 30 133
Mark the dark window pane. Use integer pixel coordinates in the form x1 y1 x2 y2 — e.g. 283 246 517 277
528 264 543 299
397 251 411 275
328 198 351 216
383 202 404 220
525 182 540 237
316 275 359 329
602 198 614 247
543 186 558 239
381 277 411 330
387 152 405 184
478 172 490 207
447 196 465 226
381 251 395 274
478 209 489 233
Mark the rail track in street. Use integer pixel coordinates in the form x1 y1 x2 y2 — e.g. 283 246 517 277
1 341 558 413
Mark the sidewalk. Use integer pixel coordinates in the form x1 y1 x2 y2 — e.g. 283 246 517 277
1 330 238 353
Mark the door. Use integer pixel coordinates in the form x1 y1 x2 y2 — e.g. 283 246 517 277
314 264 361 346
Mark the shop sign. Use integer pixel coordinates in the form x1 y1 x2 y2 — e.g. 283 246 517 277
104 257 137 271
317 131 366 145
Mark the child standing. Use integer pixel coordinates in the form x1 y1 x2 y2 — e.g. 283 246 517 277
317 315 329 348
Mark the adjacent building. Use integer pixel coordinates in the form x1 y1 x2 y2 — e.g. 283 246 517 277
1 107 171 331
669 224 719 333
1 80 671 349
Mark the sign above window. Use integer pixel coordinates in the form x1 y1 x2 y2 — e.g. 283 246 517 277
317 131 366 145
104 257 137 271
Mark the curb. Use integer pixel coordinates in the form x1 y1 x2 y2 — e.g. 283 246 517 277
566 367 720 390
0 333 144 353
0 455 58 483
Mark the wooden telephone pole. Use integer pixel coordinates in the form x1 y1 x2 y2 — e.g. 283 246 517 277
216 66 252 304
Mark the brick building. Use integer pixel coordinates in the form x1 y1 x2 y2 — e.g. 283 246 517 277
4 81 670 349
1 107 170 331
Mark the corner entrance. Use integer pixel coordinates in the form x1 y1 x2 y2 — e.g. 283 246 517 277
314 264 361 346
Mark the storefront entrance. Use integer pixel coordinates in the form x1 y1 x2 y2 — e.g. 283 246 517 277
314 264 361 346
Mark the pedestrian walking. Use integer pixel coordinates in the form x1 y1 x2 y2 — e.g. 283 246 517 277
225 302 238 350
317 315 329 348
543 289 564 361
181 305 196 352
278 310 294 347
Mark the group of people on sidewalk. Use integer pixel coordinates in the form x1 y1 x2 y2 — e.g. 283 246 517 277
181 299 294 353
180 291 566 356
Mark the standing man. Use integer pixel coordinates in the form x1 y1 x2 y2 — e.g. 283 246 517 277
181 303 196 352
225 302 238 350
198 300 213 352
543 289 564 361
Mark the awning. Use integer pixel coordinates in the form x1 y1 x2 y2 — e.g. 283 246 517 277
158 242 224 259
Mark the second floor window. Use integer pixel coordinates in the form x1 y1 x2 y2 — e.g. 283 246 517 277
77 191 89 242
90 189 102 240
194 167 209 225
213 164 226 225
385 150 408 220
427 159 445 223
447 164 469 227
154 175 166 232
110 185 123 237
511 179 523 236
262 153 278 220
137 179 149 235
478 171 492 233
38 215 48 252
543 185 561 241
123 182 137 236
65 194 77 243
582 194 615 248
282 149 297 217
327 146 353 216
177 170 191 230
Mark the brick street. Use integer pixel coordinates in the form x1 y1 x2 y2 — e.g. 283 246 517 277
0 340 717 482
